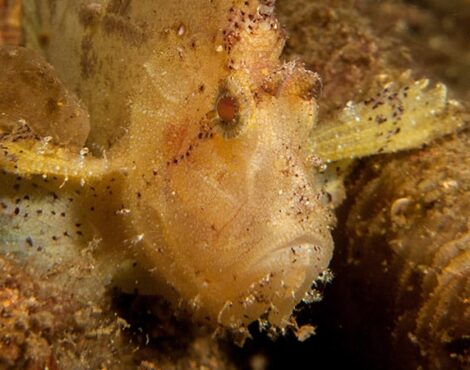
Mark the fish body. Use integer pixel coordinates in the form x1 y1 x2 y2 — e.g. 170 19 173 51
2 0 333 332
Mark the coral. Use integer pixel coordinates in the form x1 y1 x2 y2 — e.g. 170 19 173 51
335 131 470 369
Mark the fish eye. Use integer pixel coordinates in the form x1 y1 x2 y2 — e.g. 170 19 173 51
215 92 244 138
217 94 238 122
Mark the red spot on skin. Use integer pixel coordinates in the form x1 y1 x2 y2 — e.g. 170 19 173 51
217 95 238 122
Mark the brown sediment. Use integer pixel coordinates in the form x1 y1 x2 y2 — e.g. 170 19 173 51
0 254 132 369
0 252 236 369
359 0 470 102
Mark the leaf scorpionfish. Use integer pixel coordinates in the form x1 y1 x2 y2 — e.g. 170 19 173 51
0 0 463 338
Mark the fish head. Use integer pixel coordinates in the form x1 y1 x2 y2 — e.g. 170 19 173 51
124 1 334 330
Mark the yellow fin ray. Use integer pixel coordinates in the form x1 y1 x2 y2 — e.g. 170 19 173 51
0 135 112 181
312 79 466 162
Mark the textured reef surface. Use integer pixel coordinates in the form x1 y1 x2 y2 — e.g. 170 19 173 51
0 0 469 369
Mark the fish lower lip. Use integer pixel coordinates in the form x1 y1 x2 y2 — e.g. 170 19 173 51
218 235 332 328
240 235 328 326
277 235 320 255
250 235 322 274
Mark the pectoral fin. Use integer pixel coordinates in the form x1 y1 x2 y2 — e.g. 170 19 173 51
0 129 110 181
312 79 466 163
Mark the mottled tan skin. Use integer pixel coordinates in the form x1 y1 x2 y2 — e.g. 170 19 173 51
0 0 465 339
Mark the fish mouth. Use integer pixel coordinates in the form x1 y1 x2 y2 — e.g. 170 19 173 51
232 234 329 326
249 234 323 275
